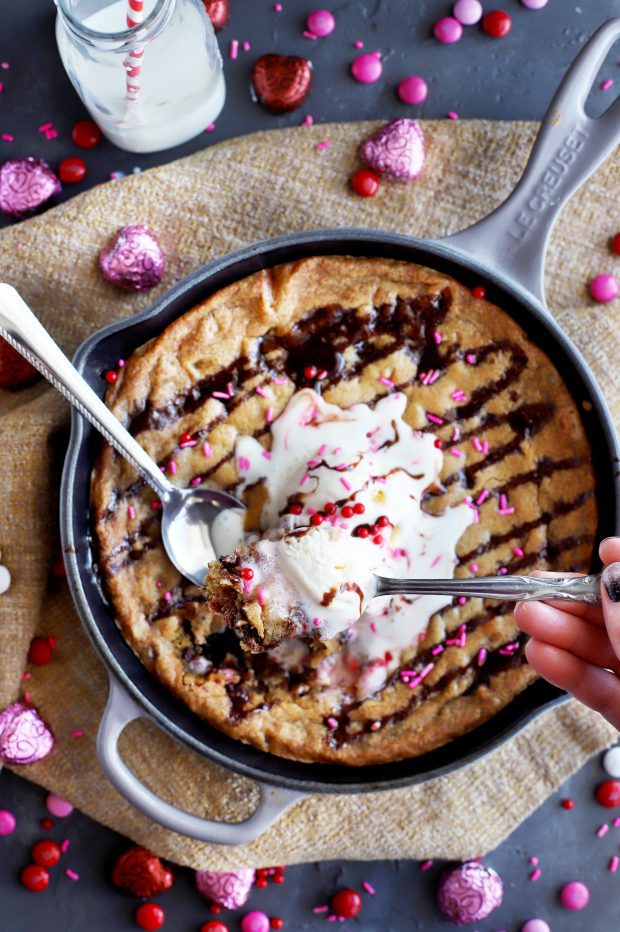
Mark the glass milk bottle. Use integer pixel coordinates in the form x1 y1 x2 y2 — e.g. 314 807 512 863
55 0 225 153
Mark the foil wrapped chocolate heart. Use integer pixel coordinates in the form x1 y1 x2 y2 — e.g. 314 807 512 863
251 54 313 113
99 225 165 292
0 157 61 217
112 846 174 897
359 119 425 181
0 338 39 389
0 702 55 765
437 861 503 926
202 0 229 31
195 868 256 909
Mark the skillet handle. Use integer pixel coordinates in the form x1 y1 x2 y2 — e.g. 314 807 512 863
445 18 620 306
97 675 304 845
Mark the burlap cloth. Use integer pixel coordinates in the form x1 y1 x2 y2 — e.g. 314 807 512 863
0 121 618 870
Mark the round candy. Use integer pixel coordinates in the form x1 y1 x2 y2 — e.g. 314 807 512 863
58 157 87 184
202 0 230 32
560 880 589 910
0 703 54 765
521 921 551 932
433 17 463 44
561 797 575 809
251 54 313 113
0 809 16 835
99 225 165 292
398 75 428 104
596 779 620 807
0 564 11 594
45 794 74 818
351 53 382 83
270 920 284 931
603 746 620 778
350 169 380 197
359 118 425 181
28 637 54 666
331 888 362 918
71 120 101 149
453 0 483 25
0 157 61 217
195 869 255 910
437 861 503 925
521 0 548 8
241 912 270 932
113 846 174 898
589 274 619 302
201 923 229 932
20 864 50 892
32 839 61 868
611 232 620 255
135 903 165 931
307 10 335 37
482 10 512 38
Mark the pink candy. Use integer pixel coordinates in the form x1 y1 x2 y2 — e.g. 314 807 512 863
559 880 590 910
99 225 165 292
45 793 74 817
241 911 270 932
398 75 428 105
453 0 482 25
196 868 255 909
433 16 463 44
0 809 16 835
521 0 548 8
360 119 425 181
437 861 503 925
351 53 382 84
306 9 335 37
589 274 619 303
0 702 54 764
521 921 550 932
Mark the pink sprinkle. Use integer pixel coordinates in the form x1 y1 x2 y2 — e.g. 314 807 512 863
609 856 619 873
71 729 84 738
61 839 70 853
229 39 239 59
340 477 352 491
370 621 377 634
498 567 508 575
21 672 31 681
450 390 467 401
458 595 467 605
205 123 216 132
379 376 394 387
1 63 9 69
238 456 251 471
273 376 288 385
472 437 483 452
262 449 272 459
470 562 479 573
327 917 337 924
65 869 79 881
117 358 125 368
168 460 177 476
190 476 202 487
513 546 524 557
420 860 433 871
243 580 252 595
465 353 476 365
447 111 459 120
226 382 235 397
476 489 489 505
433 331 442 345
426 412 443 425
1 133 14 142
313 617 322 627
257 585 267 606
315 140 332 151
477 648 488 667
482 440 489 454
38 122 53 132
431 645 445 655
256 385 270 398
202 442 212 457
301 114 314 126
23 692 31 704
499 494 507 510
601 78 613 90
430 554 441 568
362 881 376 895
127 505 136 519
597 823 609 838
0 84 2 93
164 591 172 602
529 855 539 866
313 906 329 914
299 473 309 486
333 447 342 455
156 580 163 589
449 449 464 458
369 721 381 732
529 868 541 882
303 30 317 39
265 406 274 423
318 443 328 456
614 817 620 827
242 40 251 51
499 507 516 516
326 716 338 728
180 439 197 448
274 2 282 10
354 40 364 48
451 426 461 442
212 391 229 399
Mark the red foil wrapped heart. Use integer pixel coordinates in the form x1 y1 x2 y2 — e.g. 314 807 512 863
99 225 165 292
0 338 39 389
202 0 229 31
0 158 61 217
195 868 255 909
251 54 313 113
112 846 174 897
0 702 55 765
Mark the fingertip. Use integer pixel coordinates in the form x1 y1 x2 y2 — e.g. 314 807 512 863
599 537 620 565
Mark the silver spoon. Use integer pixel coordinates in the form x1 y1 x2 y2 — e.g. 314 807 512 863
0 284 243 587
372 572 602 605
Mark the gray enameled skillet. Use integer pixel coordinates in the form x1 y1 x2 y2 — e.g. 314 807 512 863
61 20 620 844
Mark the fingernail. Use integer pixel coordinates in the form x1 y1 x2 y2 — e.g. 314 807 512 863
602 562 620 603
600 537 617 546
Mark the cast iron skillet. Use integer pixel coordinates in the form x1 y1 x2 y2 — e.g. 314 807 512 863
61 20 620 844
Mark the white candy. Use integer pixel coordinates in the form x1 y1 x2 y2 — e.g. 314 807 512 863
603 746 620 779
0 565 11 595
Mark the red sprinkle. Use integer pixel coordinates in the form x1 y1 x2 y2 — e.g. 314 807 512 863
357 526 370 538
58 156 87 184
341 505 354 518
32 839 61 867
104 370 118 383
434 438 444 449
289 503 303 515
596 780 620 808
376 515 390 528
135 903 165 931
372 535 383 545
324 502 337 515
350 168 380 197
482 10 511 38
472 286 486 299
241 567 254 580
561 797 575 810
311 513 324 526
20 864 50 892
304 365 318 379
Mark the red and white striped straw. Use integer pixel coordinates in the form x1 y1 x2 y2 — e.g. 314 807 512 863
125 0 145 101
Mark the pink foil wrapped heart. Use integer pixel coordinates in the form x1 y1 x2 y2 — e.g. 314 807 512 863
0 702 55 765
195 868 255 909
99 225 165 292
0 157 61 217
359 119 425 181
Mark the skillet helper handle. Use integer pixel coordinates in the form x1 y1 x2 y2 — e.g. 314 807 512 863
97 676 304 844
0 283 172 501
446 18 620 305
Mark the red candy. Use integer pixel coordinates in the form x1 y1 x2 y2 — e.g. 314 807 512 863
482 10 511 37
270 920 284 930
112 846 174 898
71 120 101 149
202 0 230 32
311 513 324 526
0 338 39 389
612 232 620 255
58 157 87 184
561 798 575 810
104 370 118 383
331 889 362 918
472 286 486 299
20 864 50 892
350 169 380 197
28 637 54 667
201 923 229 932
32 839 61 868
251 54 313 113
135 903 165 930
596 780 620 808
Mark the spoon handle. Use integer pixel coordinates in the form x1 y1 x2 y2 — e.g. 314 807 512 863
0 284 172 500
375 572 602 605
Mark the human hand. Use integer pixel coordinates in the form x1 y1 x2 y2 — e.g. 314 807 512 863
514 538 620 729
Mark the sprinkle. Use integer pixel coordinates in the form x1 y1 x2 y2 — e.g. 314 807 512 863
529 856 539 865
156 580 163 588
472 437 483 452
23 692 31 704
431 645 445 655
420 860 433 871
513 546 524 557
499 507 516 515
21 672 31 681
447 111 459 120
451 426 461 442
379 376 394 387
117 359 125 368
273 376 288 384
1 133 14 142
601 78 613 90
426 412 443 425
529 868 541 882
301 114 314 126
315 140 332 151
299 473 309 486
168 460 177 476
597 823 609 837
212 390 229 399
313 617 322 626
238 456 251 471
433 331 442 344
0 63 8 69
470 562 479 572
255 385 270 398
451 390 467 402
362 881 376 895
340 477 352 491
449 448 464 458
499 567 508 575
369 721 381 732
303 30 317 39
354 40 364 48
609 856 619 873
614 817 620 827
71 729 84 738
60 839 70 853
180 439 197 448
164 591 172 602
127 505 136 519
458 595 467 605
327 917 337 923
257 585 267 606
229 39 239 59
313 906 329 914
326 716 338 728
226 382 235 397
499 494 508 510
202 442 212 457
476 489 489 505
151 500 162 510
65 869 79 881
274 2 282 10
242 40 251 51
466 353 476 365
190 476 202 486
265 406 274 424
